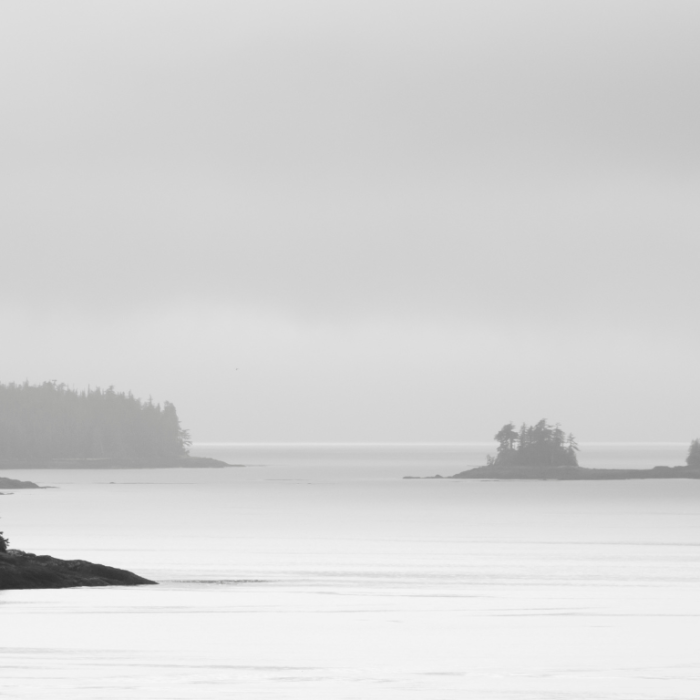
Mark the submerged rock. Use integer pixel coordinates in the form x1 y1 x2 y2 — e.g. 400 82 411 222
0 550 157 590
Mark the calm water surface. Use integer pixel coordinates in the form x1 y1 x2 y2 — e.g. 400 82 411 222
1 443 698 699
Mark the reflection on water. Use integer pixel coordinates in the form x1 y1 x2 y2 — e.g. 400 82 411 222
1 444 699 699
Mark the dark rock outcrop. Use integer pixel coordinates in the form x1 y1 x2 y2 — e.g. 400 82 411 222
0 550 157 590
0 476 41 489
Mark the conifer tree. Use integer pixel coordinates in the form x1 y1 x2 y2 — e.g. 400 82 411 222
687 439 700 468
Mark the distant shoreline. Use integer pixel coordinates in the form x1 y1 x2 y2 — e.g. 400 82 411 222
0 456 243 470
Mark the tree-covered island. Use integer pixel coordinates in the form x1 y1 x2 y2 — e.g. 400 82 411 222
489 420 579 468
0 381 232 468
404 420 700 480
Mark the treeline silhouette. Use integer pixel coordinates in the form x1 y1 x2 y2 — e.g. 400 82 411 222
0 382 190 461
490 419 579 467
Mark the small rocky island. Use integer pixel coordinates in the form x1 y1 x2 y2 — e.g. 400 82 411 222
0 533 156 590
0 381 236 469
406 421 700 480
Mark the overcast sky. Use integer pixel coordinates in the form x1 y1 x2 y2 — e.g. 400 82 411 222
1 1 698 442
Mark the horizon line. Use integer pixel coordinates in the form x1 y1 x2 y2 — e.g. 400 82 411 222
192 441 690 447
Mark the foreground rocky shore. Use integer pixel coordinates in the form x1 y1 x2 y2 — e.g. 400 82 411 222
406 464 700 480
0 476 41 489
0 550 157 590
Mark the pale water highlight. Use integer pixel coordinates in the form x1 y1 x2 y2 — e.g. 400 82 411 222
1 443 698 699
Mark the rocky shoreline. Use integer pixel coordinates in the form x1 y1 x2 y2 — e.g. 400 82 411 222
0 550 157 590
0 476 41 489
405 464 700 480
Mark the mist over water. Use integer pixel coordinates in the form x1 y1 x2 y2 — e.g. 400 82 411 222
194 441 691 473
2 443 699 699
2 2 698 697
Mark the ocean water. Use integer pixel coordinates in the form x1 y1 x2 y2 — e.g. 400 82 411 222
1 443 699 699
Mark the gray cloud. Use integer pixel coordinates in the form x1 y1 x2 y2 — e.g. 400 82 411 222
1 1 698 440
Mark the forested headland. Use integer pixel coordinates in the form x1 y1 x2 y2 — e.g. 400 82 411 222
0 381 191 463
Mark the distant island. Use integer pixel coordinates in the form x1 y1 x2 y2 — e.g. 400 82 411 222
405 420 700 480
0 381 234 469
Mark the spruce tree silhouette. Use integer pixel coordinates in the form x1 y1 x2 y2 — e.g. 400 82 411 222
491 419 579 467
